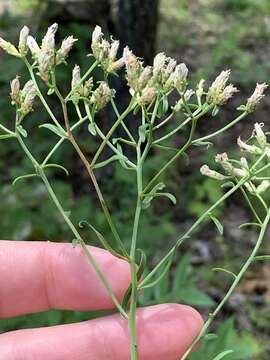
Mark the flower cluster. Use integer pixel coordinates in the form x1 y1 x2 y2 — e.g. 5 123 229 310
91 26 124 73
207 70 238 106
10 77 37 118
201 123 270 194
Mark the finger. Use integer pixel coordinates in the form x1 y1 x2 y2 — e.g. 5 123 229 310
0 303 203 360
0 241 130 318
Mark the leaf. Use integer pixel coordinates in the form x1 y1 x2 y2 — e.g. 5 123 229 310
43 163 69 176
155 192 177 205
122 249 147 311
17 125 27 138
79 220 121 258
88 122 97 136
212 350 234 360
212 268 237 279
0 133 15 140
212 106 219 116
116 143 134 170
172 254 191 294
209 214 223 235
39 123 67 138
138 124 149 143
142 182 167 209
12 173 38 185
221 181 235 189
64 211 71 218
93 154 126 169
193 140 213 148
239 222 261 229
47 88 55 95
254 255 270 261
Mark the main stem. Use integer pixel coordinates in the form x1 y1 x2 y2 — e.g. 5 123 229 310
129 145 143 360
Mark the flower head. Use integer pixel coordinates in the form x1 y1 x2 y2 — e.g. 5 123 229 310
27 36 41 59
207 70 237 105
10 76 20 104
19 26 30 56
90 82 115 111
200 164 226 180
246 83 268 113
0 37 21 57
56 36 78 65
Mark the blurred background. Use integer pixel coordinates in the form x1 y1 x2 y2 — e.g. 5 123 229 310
0 0 270 359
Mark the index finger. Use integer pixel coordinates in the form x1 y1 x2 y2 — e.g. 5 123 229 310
0 240 130 318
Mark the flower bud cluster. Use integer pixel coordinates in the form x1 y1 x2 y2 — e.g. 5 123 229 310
71 65 94 101
91 26 124 73
10 77 37 116
90 82 115 111
245 83 268 113
207 70 238 106
201 123 270 195
122 47 189 106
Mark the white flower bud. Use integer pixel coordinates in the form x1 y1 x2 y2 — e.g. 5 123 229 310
153 53 166 76
218 84 238 105
237 137 262 155
10 76 20 104
21 80 35 97
109 40 119 61
200 165 226 180
0 37 21 57
91 82 115 111
138 66 152 90
246 83 268 113
92 26 103 47
38 51 52 82
254 122 267 148
21 80 37 115
56 36 77 65
232 168 248 177
138 86 156 105
19 26 30 56
42 23 58 52
27 36 40 58
173 63 188 90
71 65 81 90
215 152 234 174
207 70 233 105
257 180 270 194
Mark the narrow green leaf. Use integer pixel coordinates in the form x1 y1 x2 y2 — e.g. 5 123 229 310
47 88 55 95
209 214 223 235
43 163 69 176
17 125 27 138
12 173 38 185
212 350 234 360
39 123 67 138
239 222 261 229
155 192 177 205
79 220 121 258
254 255 270 261
88 123 97 136
93 154 125 169
138 124 149 143
0 133 16 140
212 267 237 279
193 140 213 148
122 249 147 311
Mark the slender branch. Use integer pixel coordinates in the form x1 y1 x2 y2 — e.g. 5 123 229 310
53 82 129 258
180 206 270 360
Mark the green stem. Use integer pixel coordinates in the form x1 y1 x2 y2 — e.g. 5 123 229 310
129 145 143 360
180 206 270 360
53 84 129 259
192 111 248 144
91 101 135 167
42 114 88 166
82 103 136 169
15 129 128 318
111 98 136 143
140 177 247 288
144 117 198 194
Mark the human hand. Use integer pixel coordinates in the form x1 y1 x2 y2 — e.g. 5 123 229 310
0 241 203 359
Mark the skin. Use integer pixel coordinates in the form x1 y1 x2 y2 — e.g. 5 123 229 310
0 241 203 360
